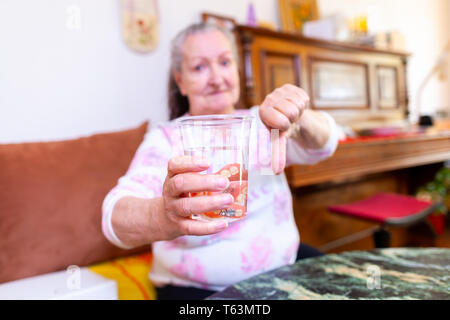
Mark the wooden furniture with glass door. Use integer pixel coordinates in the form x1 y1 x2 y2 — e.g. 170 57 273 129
235 25 450 251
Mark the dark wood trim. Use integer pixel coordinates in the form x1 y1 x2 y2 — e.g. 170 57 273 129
201 12 237 27
237 25 411 57
401 57 410 118
308 56 371 110
259 50 267 97
239 31 256 107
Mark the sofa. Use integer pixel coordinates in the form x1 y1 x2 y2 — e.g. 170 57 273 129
0 122 155 299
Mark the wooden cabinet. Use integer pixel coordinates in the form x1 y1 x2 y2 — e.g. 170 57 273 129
285 132 450 188
236 25 409 127
262 52 301 96
234 25 449 252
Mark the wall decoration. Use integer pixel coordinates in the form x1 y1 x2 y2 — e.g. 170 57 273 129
279 0 319 34
121 0 159 53
201 12 237 31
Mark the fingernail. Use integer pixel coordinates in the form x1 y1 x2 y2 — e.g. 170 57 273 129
215 221 228 231
220 193 234 206
216 177 229 189
195 157 209 167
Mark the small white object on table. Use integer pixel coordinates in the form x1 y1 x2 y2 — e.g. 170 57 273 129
0 267 117 300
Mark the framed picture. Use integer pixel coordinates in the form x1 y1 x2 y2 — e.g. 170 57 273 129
377 66 398 109
309 58 369 109
279 0 319 34
120 0 159 53
201 12 237 31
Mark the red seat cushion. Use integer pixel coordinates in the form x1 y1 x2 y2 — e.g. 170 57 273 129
328 193 434 223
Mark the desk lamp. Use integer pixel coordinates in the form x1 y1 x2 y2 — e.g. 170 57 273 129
416 40 450 127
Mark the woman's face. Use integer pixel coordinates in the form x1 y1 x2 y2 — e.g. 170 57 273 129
174 29 240 116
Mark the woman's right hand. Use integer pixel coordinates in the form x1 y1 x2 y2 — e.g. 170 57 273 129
159 155 234 240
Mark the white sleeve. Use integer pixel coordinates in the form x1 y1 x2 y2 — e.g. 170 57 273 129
285 111 339 166
101 124 173 249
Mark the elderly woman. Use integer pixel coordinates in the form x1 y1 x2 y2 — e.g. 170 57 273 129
102 23 338 299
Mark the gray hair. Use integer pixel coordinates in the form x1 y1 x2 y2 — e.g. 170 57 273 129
170 22 239 73
167 22 240 120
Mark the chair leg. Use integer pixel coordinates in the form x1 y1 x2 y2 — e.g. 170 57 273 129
373 227 391 248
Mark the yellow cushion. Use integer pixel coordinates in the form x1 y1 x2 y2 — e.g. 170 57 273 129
89 252 156 300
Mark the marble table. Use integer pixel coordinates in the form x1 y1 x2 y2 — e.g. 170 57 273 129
208 248 450 300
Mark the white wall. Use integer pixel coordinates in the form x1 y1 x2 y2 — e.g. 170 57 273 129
0 0 274 143
0 0 449 143
319 0 450 119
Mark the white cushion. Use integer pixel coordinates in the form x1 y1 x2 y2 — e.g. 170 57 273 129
0 267 118 300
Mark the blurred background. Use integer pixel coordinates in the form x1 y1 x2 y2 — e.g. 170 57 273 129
0 0 449 143
1 1 449 299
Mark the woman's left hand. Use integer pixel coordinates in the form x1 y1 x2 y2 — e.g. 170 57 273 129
259 84 310 175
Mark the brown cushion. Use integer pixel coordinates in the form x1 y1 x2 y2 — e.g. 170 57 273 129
0 122 151 284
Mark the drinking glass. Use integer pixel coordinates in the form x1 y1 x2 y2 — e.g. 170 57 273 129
177 114 253 222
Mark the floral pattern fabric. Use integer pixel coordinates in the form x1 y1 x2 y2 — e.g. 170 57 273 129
102 106 338 291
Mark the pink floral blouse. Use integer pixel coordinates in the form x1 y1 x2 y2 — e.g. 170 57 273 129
102 106 338 291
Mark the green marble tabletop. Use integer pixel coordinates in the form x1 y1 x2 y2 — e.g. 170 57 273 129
208 248 450 300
